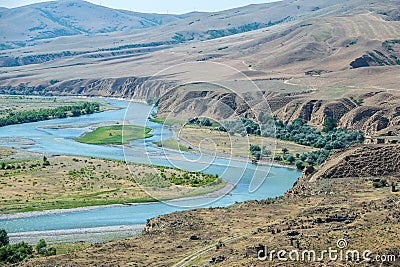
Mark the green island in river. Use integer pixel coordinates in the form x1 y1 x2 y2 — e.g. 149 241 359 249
75 125 153 145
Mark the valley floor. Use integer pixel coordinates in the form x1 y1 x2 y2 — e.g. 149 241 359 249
0 148 226 215
21 144 400 266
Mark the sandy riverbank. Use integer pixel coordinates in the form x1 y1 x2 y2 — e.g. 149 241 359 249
2 183 235 244
8 225 145 245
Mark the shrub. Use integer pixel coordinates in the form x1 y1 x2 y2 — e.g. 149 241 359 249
0 230 33 264
323 116 337 132
286 154 295 164
0 229 8 247
200 118 212 127
373 179 388 188
295 160 304 170
36 239 47 255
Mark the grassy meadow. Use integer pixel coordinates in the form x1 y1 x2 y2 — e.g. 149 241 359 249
0 153 224 214
75 125 153 145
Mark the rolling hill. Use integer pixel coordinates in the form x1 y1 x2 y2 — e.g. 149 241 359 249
0 0 187 49
0 0 364 51
2 1 400 266
0 0 399 137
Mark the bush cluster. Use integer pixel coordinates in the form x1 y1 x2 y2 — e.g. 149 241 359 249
218 115 364 166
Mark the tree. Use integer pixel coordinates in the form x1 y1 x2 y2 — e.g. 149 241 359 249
42 156 50 166
306 157 315 166
200 118 212 127
253 151 262 160
282 147 289 154
323 116 337 132
249 144 261 152
46 247 56 256
188 117 200 124
36 239 47 255
262 145 272 156
249 144 262 159
0 229 9 247
287 155 295 164
295 160 304 170
0 230 33 264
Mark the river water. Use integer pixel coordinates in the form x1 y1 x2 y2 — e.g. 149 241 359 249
0 98 300 235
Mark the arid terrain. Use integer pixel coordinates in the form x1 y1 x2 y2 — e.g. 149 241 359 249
0 149 225 214
20 144 400 266
0 0 399 266
1 0 399 138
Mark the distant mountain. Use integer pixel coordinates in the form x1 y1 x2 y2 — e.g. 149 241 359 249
154 0 351 42
0 0 357 50
0 0 188 49
1 0 400 74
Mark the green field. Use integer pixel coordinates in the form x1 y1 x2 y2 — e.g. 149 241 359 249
153 139 191 152
75 125 153 145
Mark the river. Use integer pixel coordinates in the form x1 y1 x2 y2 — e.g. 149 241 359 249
0 98 300 242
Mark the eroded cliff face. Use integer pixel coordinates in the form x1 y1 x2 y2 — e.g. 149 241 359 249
296 144 400 183
157 87 400 137
276 91 400 136
157 89 258 120
0 77 175 103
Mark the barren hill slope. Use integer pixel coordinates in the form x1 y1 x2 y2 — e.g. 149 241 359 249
0 0 399 137
0 0 186 49
306 144 400 181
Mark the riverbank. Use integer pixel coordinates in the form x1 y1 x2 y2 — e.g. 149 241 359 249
0 182 234 221
8 225 145 245
151 137 297 170
0 153 227 215
25 173 400 266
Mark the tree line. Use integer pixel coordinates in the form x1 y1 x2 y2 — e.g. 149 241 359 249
196 114 364 167
0 102 100 127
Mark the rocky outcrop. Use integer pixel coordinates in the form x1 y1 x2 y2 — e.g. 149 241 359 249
306 144 400 181
276 98 358 127
350 40 400 69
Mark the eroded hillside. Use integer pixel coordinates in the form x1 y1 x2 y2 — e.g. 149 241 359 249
1 1 399 140
156 84 400 137
304 144 400 181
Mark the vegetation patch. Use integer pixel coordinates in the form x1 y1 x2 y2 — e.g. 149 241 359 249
153 140 191 152
0 229 56 264
0 101 100 127
0 156 224 214
216 115 364 167
75 125 153 145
